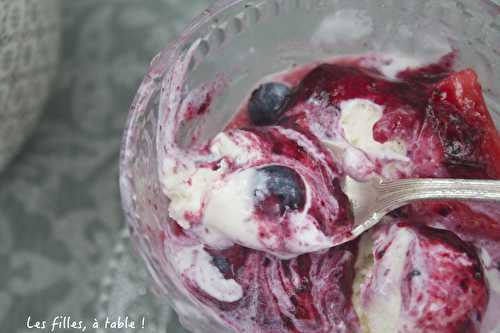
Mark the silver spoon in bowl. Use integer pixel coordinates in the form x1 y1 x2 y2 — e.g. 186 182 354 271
341 176 500 241
342 177 500 241
326 151 500 246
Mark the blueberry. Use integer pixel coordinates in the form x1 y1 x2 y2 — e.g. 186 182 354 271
248 82 291 126
407 270 421 279
212 255 231 275
255 165 306 216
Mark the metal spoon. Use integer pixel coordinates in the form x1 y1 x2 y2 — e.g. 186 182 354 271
336 175 500 246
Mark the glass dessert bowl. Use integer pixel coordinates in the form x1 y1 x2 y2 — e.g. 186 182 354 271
119 0 500 332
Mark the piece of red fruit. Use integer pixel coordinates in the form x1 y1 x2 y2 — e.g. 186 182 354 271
362 223 489 333
408 69 500 242
431 69 500 178
401 225 488 333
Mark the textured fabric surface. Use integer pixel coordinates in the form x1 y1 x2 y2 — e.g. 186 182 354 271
0 1 213 332
0 0 61 172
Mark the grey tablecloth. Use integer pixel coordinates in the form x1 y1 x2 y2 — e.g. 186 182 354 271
0 1 213 332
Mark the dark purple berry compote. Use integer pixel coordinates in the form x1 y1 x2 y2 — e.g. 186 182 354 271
158 53 500 333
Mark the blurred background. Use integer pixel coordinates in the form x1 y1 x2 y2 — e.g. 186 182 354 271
0 1 214 332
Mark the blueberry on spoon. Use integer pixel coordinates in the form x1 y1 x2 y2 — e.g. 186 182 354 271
212 255 231 276
248 83 292 126
255 165 306 216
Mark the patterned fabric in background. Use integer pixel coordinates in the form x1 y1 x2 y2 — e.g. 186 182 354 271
0 0 61 172
0 1 214 332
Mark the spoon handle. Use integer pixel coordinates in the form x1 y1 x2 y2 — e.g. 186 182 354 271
377 178 500 208
349 178 500 241
371 178 500 224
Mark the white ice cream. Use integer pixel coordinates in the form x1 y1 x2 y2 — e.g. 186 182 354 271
323 98 409 180
162 131 262 230
203 166 332 259
339 99 407 161
162 129 333 260
202 168 263 250
173 245 243 302
361 226 416 333
480 248 500 294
